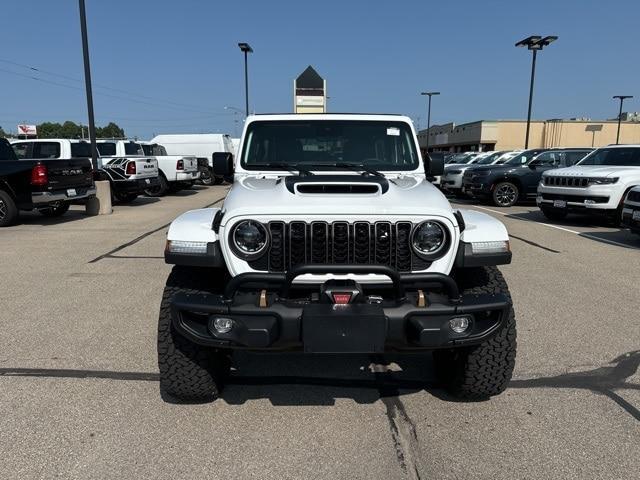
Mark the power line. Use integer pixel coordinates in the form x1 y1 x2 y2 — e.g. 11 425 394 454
0 57 222 113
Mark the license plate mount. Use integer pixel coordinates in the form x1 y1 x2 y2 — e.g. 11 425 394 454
302 304 386 353
67 188 77 197
553 199 567 208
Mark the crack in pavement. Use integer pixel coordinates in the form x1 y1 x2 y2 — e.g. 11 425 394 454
370 354 423 479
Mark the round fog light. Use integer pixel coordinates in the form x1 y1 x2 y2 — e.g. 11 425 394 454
449 316 470 334
213 317 234 334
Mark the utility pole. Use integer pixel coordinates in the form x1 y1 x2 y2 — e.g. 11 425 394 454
78 0 98 169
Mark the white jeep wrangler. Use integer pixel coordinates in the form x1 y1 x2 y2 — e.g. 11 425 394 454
159 114 516 401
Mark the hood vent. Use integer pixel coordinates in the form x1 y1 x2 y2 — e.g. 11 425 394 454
296 183 380 194
285 174 389 195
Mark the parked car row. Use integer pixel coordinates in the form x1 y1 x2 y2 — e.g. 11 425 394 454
0 134 235 226
433 145 640 236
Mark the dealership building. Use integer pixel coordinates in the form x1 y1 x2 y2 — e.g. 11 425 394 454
417 116 640 153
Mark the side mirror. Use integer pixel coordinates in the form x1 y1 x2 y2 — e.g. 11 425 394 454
212 152 234 178
425 153 445 176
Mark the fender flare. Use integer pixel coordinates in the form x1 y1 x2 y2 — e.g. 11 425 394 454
165 208 223 267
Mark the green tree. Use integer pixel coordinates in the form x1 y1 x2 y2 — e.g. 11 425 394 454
36 121 126 139
0 126 6 138
96 122 125 139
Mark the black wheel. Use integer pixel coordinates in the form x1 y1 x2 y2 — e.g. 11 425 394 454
37 202 70 217
158 266 231 402
199 168 214 186
0 189 19 227
540 206 568 221
433 266 517 400
113 192 138 204
492 182 519 207
145 174 169 197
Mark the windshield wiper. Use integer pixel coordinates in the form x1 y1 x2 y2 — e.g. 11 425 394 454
323 162 384 177
249 163 313 176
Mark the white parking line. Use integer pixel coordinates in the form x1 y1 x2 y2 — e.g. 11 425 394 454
470 205 582 234
467 205 638 249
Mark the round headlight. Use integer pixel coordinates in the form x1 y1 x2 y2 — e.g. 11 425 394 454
232 220 268 257
412 221 448 258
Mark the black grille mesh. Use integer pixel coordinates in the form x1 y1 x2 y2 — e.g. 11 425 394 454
249 221 433 272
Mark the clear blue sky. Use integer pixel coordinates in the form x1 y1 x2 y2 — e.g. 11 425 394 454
1 0 638 139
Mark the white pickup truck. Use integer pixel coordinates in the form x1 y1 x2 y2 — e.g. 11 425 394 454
138 141 199 196
10 139 160 203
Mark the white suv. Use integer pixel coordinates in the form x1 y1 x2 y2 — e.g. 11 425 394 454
158 113 517 403
537 145 640 222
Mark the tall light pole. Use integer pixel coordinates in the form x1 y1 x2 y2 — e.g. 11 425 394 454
238 43 253 117
420 91 440 153
78 0 98 170
613 95 633 144
515 35 558 149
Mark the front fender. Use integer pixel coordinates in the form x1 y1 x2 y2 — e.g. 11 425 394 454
455 209 511 267
165 208 223 267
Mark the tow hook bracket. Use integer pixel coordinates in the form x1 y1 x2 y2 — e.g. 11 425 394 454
259 289 268 308
417 289 427 308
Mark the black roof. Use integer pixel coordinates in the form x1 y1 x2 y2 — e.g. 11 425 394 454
295 66 324 89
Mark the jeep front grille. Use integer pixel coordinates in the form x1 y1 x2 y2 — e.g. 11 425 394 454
248 221 431 273
544 176 589 187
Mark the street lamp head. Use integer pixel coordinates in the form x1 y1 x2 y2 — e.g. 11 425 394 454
421 91 440 97
515 35 557 50
613 95 633 100
238 42 253 53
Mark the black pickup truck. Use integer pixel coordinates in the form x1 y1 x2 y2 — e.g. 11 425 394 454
0 138 96 226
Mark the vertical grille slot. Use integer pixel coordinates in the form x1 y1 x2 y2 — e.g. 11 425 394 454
311 222 329 263
374 222 393 266
268 222 286 272
289 221 307 268
332 222 350 264
395 222 412 271
353 222 371 264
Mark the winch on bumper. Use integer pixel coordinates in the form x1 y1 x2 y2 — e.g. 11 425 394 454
170 265 512 353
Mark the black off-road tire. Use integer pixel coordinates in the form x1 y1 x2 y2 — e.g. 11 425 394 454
37 201 70 217
540 206 568 221
199 168 214 186
145 173 169 197
492 181 519 207
113 191 139 204
433 266 517 400
0 189 19 227
158 266 231 402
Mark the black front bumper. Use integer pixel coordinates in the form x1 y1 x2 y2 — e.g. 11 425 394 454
461 179 492 197
170 265 512 353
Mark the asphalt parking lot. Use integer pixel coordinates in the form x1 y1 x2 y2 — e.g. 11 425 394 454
1 186 638 480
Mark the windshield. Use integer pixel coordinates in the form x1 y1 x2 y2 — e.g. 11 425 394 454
578 147 640 167
241 120 419 171
141 144 153 155
504 150 545 166
476 151 503 165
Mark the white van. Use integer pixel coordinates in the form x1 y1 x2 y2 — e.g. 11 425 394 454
149 134 234 185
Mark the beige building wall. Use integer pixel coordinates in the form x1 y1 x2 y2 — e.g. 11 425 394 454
421 119 640 152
